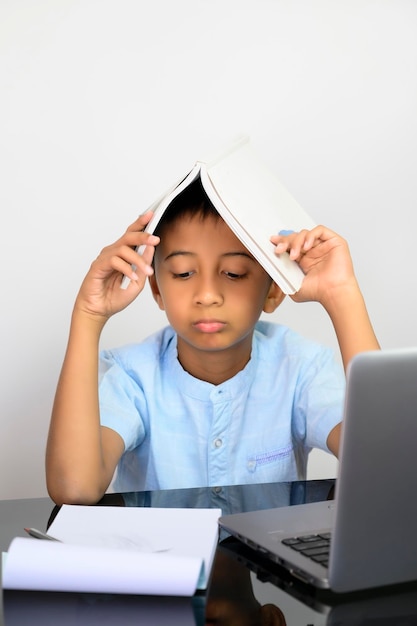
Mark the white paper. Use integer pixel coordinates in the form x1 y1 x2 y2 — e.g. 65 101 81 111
3 506 220 596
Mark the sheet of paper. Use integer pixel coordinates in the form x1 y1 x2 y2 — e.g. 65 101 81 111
3 506 220 596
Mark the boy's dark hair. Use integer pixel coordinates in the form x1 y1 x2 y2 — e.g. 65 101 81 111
153 176 220 238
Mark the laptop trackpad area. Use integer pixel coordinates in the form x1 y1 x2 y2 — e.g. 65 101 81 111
266 501 335 539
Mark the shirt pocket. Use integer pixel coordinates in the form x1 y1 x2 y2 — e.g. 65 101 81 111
246 445 294 476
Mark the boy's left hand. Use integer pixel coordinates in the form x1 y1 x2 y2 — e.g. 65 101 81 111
270 225 357 305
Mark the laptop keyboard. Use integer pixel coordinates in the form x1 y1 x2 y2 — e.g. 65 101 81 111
282 532 331 567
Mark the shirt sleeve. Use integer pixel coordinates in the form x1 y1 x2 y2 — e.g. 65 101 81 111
98 351 146 451
293 346 345 452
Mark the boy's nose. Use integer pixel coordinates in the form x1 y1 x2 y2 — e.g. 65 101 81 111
194 276 224 306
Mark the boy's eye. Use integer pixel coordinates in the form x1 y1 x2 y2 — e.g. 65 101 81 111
172 271 194 279
224 271 247 280
170 269 248 280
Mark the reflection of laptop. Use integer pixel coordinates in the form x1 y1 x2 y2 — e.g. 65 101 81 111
219 535 417 623
219 348 417 593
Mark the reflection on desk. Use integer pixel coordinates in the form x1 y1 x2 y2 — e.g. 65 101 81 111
3 592 199 626
46 478 336 527
2 479 417 626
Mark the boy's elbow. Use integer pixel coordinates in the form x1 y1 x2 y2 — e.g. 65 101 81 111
326 422 342 458
46 477 106 506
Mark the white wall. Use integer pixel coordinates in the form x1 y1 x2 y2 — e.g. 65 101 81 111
1 0 416 499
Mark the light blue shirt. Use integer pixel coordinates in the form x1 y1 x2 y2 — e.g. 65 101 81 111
99 321 345 492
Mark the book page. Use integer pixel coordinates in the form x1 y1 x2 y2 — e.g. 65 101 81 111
3 506 220 595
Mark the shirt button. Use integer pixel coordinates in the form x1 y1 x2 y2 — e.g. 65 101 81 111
214 438 223 448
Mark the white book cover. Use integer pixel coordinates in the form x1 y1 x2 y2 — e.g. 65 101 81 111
121 135 316 294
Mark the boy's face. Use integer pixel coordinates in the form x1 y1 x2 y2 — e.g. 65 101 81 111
150 214 284 381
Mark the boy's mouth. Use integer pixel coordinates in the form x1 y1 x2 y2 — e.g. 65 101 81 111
193 320 226 333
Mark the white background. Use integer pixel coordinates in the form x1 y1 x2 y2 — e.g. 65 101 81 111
1 0 416 499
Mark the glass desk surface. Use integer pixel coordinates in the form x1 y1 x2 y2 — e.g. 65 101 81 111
1 480 417 626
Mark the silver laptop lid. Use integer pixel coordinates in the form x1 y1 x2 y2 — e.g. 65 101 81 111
329 347 417 591
219 347 417 593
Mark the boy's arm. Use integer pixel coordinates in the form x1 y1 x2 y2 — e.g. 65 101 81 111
46 213 159 505
46 310 124 505
327 423 342 457
322 280 379 457
320 278 379 371
272 225 380 457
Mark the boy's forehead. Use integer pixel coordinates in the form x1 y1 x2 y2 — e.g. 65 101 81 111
160 212 248 250
156 216 258 263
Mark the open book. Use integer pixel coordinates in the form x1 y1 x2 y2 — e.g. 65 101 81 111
122 135 316 294
2 505 221 597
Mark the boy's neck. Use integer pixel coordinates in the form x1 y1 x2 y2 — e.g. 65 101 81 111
176 338 253 386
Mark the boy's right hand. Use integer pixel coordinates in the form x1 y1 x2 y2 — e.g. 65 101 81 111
75 211 160 320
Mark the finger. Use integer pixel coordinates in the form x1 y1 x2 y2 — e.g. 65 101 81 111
126 210 155 234
270 230 295 254
103 240 155 281
125 244 156 278
273 228 325 260
141 243 157 272
288 229 320 259
117 230 160 254
271 229 308 259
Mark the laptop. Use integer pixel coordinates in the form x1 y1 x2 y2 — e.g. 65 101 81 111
218 347 417 593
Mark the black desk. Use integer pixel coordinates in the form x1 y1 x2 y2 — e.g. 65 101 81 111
1 480 417 626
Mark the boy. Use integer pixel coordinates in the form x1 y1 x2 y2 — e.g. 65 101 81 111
46 181 379 505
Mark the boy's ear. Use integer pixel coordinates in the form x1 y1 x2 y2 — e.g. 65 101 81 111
148 275 165 311
263 282 286 314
